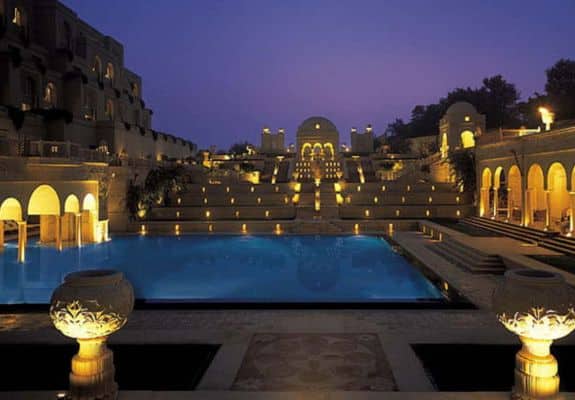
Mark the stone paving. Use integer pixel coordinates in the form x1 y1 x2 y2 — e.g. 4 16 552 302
1 231 575 398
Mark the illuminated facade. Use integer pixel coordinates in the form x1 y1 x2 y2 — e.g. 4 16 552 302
295 116 342 181
439 102 485 157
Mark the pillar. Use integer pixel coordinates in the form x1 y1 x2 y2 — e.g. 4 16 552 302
480 188 490 217
0 220 4 252
545 190 551 231
56 215 62 251
492 188 499 218
17 221 27 263
507 188 513 221
569 193 575 235
75 213 82 247
524 189 533 226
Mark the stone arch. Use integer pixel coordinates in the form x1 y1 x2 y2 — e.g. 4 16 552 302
312 143 323 158
0 198 23 221
301 143 312 160
479 167 492 216
81 193 98 243
547 162 569 228
323 142 335 160
527 164 545 226
28 184 60 216
64 194 80 214
508 165 522 222
460 130 475 149
82 193 97 212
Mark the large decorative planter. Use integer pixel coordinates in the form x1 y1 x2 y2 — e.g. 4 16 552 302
493 269 575 400
50 270 134 400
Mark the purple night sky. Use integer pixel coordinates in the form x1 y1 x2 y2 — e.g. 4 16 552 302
62 0 575 149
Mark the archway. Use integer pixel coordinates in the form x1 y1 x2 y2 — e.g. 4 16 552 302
0 197 23 221
323 143 334 160
527 164 545 227
547 162 569 231
480 168 492 217
28 184 61 245
493 167 506 218
312 143 323 160
507 165 522 223
81 193 98 243
301 143 312 160
460 130 475 149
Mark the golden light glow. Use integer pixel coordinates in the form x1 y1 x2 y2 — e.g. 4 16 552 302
498 307 575 341
235 210 240 218
354 223 359 234
426 210 430 217
241 223 247 233
226 186 230 193
428 197 433 203
265 210 270 218
177 198 182 205
373 196 378 204
292 194 300 204
406 185 411 192
334 182 342 192
174 224 180 235
456 210 461 217
460 130 475 148
203 198 208 204
208 224 213 232
336 193 344 205
382 185 386 192
202 186 206 193
230 197 235 204
395 209 400 217
539 107 555 131
176 211 180 218
257 197 261 204
64 195 81 214
431 185 435 191
275 224 282 235
456 196 460 204
364 209 370 217
388 223 394 236
0 197 23 221
250 186 255 193
28 184 61 215
294 183 301 193
205 210 211 219
357 185 361 192
401 196 405 203
140 225 146 235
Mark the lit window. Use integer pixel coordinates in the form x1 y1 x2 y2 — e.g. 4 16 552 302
44 82 56 107
50 145 59 153
315 123 320 129
464 115 471 122
105 99 114 120
12 7 22 26
105 63 114 81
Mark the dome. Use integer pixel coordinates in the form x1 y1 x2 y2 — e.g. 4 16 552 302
445 101 479 116
297 116 338 135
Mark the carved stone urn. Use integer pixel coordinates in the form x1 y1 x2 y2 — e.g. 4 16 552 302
493 269 575 400
50 270 134 400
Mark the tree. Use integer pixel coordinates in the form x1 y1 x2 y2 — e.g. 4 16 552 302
545 59 575 120
447 149 476 195
229 141 252 155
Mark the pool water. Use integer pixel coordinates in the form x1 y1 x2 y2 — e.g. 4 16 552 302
0 235 443 304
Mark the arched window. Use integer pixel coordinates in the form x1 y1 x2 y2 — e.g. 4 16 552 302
105 99 114 120
44 82 56 107
93 56 102 81
12 7 22 26
105 63 114 82
460 130 475 148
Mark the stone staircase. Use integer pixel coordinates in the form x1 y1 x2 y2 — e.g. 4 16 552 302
461 216 575 257
427 235 505 274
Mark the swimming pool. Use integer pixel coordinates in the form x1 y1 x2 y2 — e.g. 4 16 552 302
0 235 445 304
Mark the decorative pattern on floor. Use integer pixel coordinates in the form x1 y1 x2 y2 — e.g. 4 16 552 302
232 333 396 391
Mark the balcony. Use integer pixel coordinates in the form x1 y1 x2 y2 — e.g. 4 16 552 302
0 138 109 163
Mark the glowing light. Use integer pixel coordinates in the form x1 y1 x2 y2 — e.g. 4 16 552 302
294 183 301 193
177 197 181 205
174 224 180 235
208 224 213 232
426 210 430 217
241 223 247 233
257 197 261 204
202 187 206 193
431 185 435 191
382 185 386 192
364 209 370 217
334 182 342 192
428 197 433 203
406 185 411 192
230 197 235 204
235 210 240 218
357 186 361 192
205 210 211 219
203 198 208 204
226 186 230 193
388 223 394 236
250 186 255 193
456 210 461 217
275 224 282 235
140 225 146 235
373 196 378 204
401 196 405 204
354 224 359 234
456 196 460 204
395 209 400 217
176 211 180 218
336 193 344 205
265 210 270 218
539 107 555 131
292 194 300 204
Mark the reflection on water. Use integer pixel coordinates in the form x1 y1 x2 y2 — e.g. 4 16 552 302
0 235 442 304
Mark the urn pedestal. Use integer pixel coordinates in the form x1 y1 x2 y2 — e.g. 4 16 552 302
493 269 575 400
50 270 134 400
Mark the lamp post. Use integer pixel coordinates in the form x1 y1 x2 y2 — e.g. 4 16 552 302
493 269 575 399
50 270 134 399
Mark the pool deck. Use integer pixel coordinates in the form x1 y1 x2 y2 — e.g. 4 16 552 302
1 231 575 399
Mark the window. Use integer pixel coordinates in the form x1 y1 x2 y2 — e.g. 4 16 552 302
105 99 114 120
62 21 72 50
131 82 139 97
44 82 56 107
105 63 114 82
12 7 22 26
23 77 37 109
50 145 59 153
75 32 87 58
460 130 475 148
93 56 102 81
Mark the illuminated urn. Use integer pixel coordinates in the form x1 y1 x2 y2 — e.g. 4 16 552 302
50 270 134 400
493 269 575 400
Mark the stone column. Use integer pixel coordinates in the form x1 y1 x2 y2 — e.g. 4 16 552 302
480 188 490 217
56 215 62 251
545 190 552 231
493 188 499 219
570 192 575 235
507 188 513 222
17 221 27 263
524 189 532 226
75 213 82 247
0 220 4 252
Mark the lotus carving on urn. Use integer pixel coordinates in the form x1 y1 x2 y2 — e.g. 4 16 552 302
50 269 134 400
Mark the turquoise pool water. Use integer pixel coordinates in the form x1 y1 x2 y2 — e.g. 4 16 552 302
0 235 443 304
